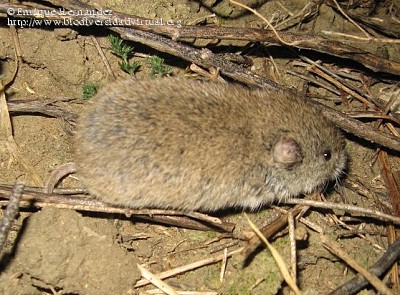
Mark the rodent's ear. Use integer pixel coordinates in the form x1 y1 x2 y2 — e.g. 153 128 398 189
272 137 303 169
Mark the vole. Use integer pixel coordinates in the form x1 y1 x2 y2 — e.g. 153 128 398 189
74 78 347 212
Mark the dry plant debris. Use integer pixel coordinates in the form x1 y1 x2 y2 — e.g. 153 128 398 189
0 0 399 294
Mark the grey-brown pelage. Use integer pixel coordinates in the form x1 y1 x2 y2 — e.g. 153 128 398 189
75 78 347 212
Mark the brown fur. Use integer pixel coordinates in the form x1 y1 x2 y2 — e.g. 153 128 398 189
75 78 347 212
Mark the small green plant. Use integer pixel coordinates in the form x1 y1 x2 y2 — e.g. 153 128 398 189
147 56 172 77
108 34 140 75
82 82 98 100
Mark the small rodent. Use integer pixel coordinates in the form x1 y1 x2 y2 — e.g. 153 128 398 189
75 78 347 212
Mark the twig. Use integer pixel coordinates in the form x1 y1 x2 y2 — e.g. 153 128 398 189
90 35 116 80
243 205 303 261
229 0 299 46
7 98 77 134
300 55 375 108
244 213 301 295
288 212 297 285
322 31 400 43
321 234 395 295
275 1 316 29
219 248 228 282
134 247 244 288
0 182 24 253
283 198 400 225
331 0 371 38
387 225 400 292
287 70 342 97
44 162 76 194
0 26 43 186
378 150 400 216
325 0 400 39
329 237 400 295
345 111 400 126
308 100 400 152
0 185 235 232
137 264 179 295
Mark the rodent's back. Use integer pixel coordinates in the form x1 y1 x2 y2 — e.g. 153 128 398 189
75 78 346 211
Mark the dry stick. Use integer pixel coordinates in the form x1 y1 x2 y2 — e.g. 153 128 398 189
0 198 233 232
243 205 303 260
2 1 400 75
229 0 299 46
219 248 228 282
325 0 400 39
378 150 400 216
327 212 386 252
308 100 400 152
90 35 116 80
111 26 277 88
244 213 301 295
331 0 371 38
322 31 400 43
287 70 342 97
44 162 76 194
300 55 376 108
387 224 400 292
284 198 400 225
0 183 24 253
0 185 235 232
243 194 400 263
321 235 395 295
0 185 86 195
345 111 400 126
378 148 400 291
274 1 314 30
134 247 244 288
380 91 400 140
137 264 179 295
329 237 400 295
7 99 77 134
0 27 17 136
0 26 43 186
309 64 375 108
288 212 297 286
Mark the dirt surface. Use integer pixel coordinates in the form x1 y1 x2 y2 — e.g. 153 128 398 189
0 0 399 294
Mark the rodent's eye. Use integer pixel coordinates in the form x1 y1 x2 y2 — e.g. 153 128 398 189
323 150 332 161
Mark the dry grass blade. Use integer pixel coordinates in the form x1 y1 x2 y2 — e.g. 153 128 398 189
219 248 228 282
331 0 370 38
135 247 244 288
244 213 301 295
137 263 179 295
229 0 298 46
243 204 303 260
